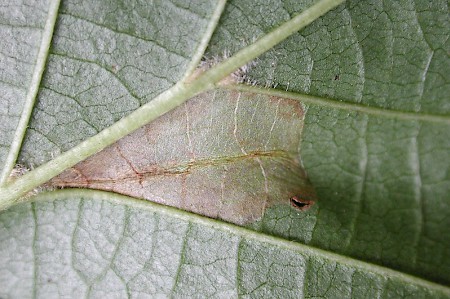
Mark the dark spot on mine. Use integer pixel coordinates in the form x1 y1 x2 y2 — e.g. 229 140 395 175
290 196 315 211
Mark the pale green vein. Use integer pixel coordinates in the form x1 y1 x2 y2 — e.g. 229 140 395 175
0 0 61 185
30 189 450 296
31 202 38 299
411 126 424 267
171 222 191 296
342 114 368 252
227 84 450 124
0 0 345 210
182 0 228 81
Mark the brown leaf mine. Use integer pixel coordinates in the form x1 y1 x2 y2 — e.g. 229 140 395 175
50 89 317 225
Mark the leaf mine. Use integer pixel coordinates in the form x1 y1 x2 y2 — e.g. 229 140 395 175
49 89 317 225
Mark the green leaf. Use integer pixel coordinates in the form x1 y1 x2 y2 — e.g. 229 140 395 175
1 0 449 297
208 0 450 285
0 0 59 183
18 0 219 168
1 190 448 298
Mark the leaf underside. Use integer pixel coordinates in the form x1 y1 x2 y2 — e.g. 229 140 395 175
1 190 449 298
1 0 449 297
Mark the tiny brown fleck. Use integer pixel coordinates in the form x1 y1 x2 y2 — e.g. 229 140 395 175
290 196 315 211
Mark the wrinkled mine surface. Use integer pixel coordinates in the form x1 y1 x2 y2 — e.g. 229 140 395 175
51 89 316 225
